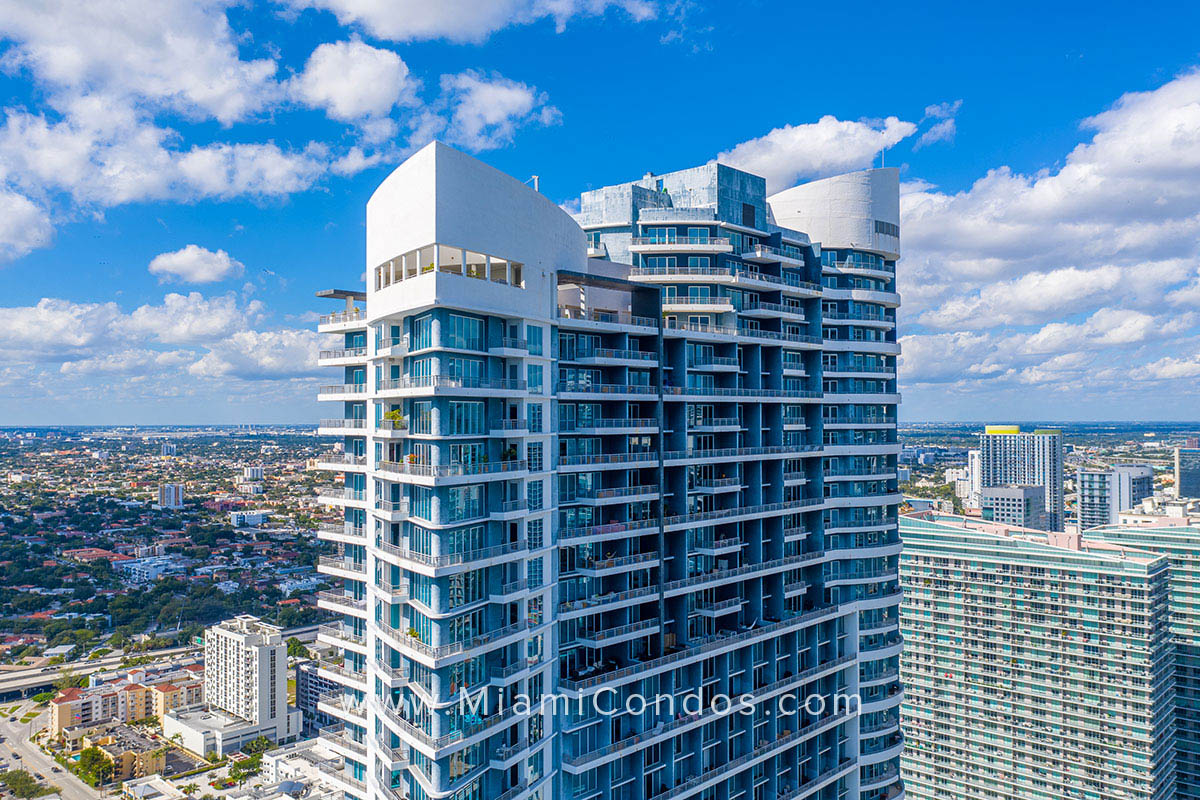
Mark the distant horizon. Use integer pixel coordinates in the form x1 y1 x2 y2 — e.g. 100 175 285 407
4 419 1200 429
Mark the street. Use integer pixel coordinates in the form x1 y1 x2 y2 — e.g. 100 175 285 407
0 703 96 800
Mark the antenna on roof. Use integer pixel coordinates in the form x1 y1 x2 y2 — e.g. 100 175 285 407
525 175 540 193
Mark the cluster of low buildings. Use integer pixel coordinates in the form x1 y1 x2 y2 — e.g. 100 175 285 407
49 661 204 736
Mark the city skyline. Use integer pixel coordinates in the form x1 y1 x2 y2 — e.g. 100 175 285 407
2 3 1200 423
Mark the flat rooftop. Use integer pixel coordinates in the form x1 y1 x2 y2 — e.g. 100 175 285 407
903 511 1163 564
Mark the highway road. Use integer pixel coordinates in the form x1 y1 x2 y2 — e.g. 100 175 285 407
0 623 319 700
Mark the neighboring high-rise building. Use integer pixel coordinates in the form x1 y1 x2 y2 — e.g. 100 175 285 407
1085 522 1200 799
244 465 265 481
1175 447 1200 498
163 615 301 755
1076 464 1154 529
966 449 981 507
313 143 903 800
157 483 184 509
899 512 1176 800
979 484 1047 529
978 425 1064 530
204 615 289 725
295 659 338 734
161 442 176 457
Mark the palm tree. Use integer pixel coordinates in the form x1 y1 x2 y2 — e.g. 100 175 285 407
180 784 200 796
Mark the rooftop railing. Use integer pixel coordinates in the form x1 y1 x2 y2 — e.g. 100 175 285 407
319 309 364 325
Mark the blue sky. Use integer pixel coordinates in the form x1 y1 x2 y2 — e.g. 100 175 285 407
3 1 1200 424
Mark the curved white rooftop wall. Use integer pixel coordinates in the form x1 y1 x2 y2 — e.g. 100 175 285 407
766 167 900 258
365 141 586 319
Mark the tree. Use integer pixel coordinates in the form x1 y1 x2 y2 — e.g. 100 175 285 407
53 669 85 692
75 747 112 786
0 769 54 799
181 784 200 796
241 736 272 755
285 637 309 659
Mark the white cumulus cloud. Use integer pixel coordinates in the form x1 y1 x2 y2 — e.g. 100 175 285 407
148 245 245 284
718 115 917 193
291 38 416 141
284 0 656 43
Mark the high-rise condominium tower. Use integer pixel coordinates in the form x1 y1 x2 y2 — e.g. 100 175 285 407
899 513 1176 800
313 143 903 800
1076 464 1154 529
1085 522 1200 800
1175 447 1200 498
977 426 1064 531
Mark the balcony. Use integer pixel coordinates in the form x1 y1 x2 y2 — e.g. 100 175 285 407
558 585 659 618
562 485 661 505
691 536 742 556
320 724 367 758
375 538 526 571
490 337 529 356
663 444 822 463
316 691 367 725
316 659 367 688
661 318 822 348
318 555 367 579
318 348 368 366
558 518 659 545
316 452 367 471
317 591 366 614
489 419 530 436
378 619 528 664
631 264 820 296
567 347 659 365
694 598 744 617
378 375 527 395
740 300 807 322
376 418 409 437
661 550 824 597
629 236 733 253
688 417 741 431
317 622 366 649
374 336 407 358
317 383 367 400
557 307 660 330
373 497 410 522
318 308 365 331
377 458 528 483
558 418 659 435
556 381 658 398
317 522 366 543
493 498 528 519
318 418 367 435
558 451 658 471
692 477 741 493
687 356 741 372
316 486 367 507
376 578 410 601
662 297 736 314
663 500 808 531
577 618 659 647
576 551 660 577
741 243 806 265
